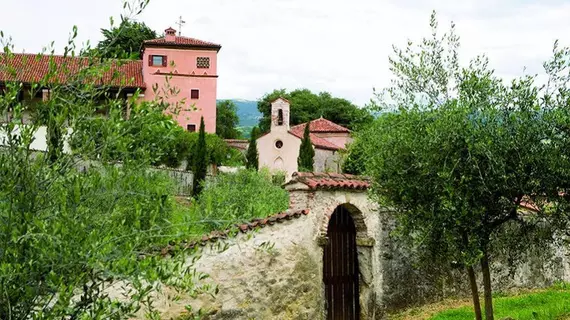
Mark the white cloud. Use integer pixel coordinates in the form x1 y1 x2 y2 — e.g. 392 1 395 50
2 0 570 105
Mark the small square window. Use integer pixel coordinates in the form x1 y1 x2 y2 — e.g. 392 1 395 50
190 89 200 99
187 124 196 132
151 55 165 66
197 57 210 68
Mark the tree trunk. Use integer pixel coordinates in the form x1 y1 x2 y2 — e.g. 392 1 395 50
461 232 482 320
467 265 483 320
481 251 494 320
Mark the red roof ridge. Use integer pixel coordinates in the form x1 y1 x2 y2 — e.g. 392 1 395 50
151 209 310 257
286 172 371 190
290 118 351 134
144 36 221 49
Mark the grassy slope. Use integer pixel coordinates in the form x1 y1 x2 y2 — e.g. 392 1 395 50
392 286 570 320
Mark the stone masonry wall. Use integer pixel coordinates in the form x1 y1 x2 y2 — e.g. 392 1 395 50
146 185 570 319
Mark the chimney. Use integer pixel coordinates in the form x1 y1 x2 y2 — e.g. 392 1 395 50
165 27 176 42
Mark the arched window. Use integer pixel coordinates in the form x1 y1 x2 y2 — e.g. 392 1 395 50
277 109 284 126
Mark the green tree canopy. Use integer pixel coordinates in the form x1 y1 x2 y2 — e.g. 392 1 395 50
297 124 315 172
353 11 570 320
192 117 208 196
91 19 157 59
246 126 260 170
216 100 241 139
257 89 373 132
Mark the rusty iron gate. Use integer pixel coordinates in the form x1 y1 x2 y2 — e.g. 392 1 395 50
323 206 360 320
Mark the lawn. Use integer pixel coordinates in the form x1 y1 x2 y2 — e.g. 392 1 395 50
392 285 570 320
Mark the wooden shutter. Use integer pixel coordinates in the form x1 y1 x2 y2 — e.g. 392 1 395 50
162 56 167 67
148 55 153 66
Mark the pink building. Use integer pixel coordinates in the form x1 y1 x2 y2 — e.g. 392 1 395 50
141 27 221 133
0 27 221 133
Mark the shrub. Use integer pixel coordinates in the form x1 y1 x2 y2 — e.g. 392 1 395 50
173 168 290 236
71 101 191 168
185 131 232 169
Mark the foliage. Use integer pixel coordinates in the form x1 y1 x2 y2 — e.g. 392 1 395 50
88 19 157 59
185 130 232 168
172 168 290 236
71 100 191 168
222 147 246 167
271 170 287 186
0 2 209 317
192 117 208 195
356 11 570 320
246 126 260 170
341 127 370 175
297 123 315 172
216 100 241 139
257 88 373 132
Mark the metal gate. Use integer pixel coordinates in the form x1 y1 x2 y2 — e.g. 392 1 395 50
323 206 360 320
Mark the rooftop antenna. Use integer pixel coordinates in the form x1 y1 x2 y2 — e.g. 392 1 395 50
176 16 186 36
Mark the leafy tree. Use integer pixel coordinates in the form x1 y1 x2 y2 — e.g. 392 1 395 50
192 117 208 195
186 131 232 167
71 100 191 168
0 2 213 317
257 89 373 132
246 126 260 170
91 19 157 59
297 124 314 172
355 11 570 320
216 100 241 139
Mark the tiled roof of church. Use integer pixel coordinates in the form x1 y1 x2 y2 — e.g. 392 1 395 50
287 172 371 190
288 130 342 151
290 118 351 134
0 53 145 88
144 36 221 50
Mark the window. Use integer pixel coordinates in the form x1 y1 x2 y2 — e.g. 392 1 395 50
190 89 200 99
149 55 167 67
196 57 210 68
277 109 284 126
275 140 283 149
187 124 196 132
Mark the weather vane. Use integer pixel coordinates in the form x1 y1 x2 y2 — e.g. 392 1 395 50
176 16 186 36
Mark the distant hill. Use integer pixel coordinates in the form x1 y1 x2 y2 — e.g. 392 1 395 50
217 99 260 138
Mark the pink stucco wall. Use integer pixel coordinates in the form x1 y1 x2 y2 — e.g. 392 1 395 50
141 47 218 133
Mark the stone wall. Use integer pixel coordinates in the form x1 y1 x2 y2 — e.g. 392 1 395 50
313 148 342 173
145 175 570 319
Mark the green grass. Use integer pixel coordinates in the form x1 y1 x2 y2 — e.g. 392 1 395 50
431 288 570 320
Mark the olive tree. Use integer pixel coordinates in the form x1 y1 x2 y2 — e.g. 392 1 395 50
356 11 570 319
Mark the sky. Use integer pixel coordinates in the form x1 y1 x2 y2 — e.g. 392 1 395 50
2 0 570 106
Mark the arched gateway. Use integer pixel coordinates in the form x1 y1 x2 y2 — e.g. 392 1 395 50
171 172 382 320
285 172 379 319
323 205 360 319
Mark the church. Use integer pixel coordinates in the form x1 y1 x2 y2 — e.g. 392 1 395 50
256 98 353 179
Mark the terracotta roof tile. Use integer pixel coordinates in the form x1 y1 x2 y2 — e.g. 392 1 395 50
0 53 145 88
290 118 351 134
153 209 309 257
144 36 221 50
287 172 371 190
288 130 342 151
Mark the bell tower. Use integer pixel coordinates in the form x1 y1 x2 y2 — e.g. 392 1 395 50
270 97 290 132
